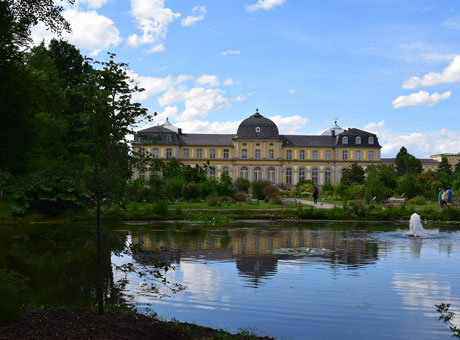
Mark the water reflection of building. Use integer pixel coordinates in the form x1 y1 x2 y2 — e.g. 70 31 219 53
132 227 379 285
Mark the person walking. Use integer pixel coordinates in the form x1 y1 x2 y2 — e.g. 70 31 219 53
438 188 445 209
440 188 447 209
446 186 453 205
312 187 319 204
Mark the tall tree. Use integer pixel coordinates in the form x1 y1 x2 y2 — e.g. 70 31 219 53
436 156 453 188
78 53 151 314
395 146 422 176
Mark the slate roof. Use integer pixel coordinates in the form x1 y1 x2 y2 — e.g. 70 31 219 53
135 126 180 145
178 134 235 146
236 111 279 138
281 135 335 147
336 128 381 148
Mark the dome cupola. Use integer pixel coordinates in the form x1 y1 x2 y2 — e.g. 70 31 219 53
236 109 279 138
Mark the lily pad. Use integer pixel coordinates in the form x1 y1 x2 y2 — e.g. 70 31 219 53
272 247 330 256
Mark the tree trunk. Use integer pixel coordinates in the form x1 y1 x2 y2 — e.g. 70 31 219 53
95 164 104 315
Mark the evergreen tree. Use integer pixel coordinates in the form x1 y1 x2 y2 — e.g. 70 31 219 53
436 156 453 188
395 146 422 175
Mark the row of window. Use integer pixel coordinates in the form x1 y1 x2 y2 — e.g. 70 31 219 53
139 147 375 161
342 136 374 145
235 166 333 185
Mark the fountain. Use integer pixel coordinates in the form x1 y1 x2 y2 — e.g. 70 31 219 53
408 213 425 237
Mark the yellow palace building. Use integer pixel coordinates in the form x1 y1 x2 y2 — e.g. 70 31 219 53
133 110 381 187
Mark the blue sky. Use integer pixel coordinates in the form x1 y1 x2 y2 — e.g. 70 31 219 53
31 0 460 157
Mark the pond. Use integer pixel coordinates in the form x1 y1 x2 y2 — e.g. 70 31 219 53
1 221 460 339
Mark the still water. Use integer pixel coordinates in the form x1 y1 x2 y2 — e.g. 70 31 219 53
1 221 460 339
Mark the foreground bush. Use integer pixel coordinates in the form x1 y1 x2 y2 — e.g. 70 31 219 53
0 269 29 324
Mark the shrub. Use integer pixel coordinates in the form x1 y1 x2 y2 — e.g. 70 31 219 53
163 178 185 200
152 200 168 216
233 191 248 202
270 195 283 205
296 181 314 196
206 194 220 207
251 180 272 200
262 185 281 200
182 182 199 201
0 269 29 325
234 178 250 193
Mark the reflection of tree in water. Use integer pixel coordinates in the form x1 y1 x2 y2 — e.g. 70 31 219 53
0 223 128 307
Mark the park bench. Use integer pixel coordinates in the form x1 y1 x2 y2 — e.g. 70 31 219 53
281 197 297 205
384 197 405 207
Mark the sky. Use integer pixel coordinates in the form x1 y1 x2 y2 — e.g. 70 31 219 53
30 0 460 158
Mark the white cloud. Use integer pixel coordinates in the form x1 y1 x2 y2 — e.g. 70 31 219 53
158 86 229 120
246 0 285 12
146 43 165 53
31 8 121 56
224 78 236 86
127 71 190 101
363 120 460 157
196 74 220 87
392 90 451 108
181 6 206 26
127 0 180 49
402 55 460 89
75 0 108 9
233 95 247 102
221 50 240 56
269 114 309 134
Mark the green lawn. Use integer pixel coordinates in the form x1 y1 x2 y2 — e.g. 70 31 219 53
160 201 298 210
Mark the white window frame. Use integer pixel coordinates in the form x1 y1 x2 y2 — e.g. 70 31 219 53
286 150 292 160
285 168 293 184
342 150 348 160
210 148 216 159
325 150 331 160
242 149 248 159
197 148 203 159
268 149 275 159
255 149 261 159
312 150 319 160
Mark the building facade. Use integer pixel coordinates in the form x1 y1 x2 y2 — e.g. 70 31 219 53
133 110 382 187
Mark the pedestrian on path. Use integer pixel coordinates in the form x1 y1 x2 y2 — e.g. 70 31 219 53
312 187 319 204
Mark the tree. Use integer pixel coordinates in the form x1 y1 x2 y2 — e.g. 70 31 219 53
395 146 422 176
78 53 150 315
436 157 453 188
341 163 365 186
364 166 395 203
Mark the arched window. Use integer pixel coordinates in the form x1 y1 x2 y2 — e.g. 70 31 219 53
368 150 375 161
368 136 374 145
285 168 293 184
356 136 361 144
240 167 248 179
222 166 230 176
209 167 216 178
312 168 318 185
342 136 348 144
325 168 332 184
298 168 306 182
342 150 348 160
254 167 262 181
267 167 276 184
341 167 347 179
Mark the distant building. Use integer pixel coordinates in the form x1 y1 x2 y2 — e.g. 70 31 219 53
430 153 460 167
133 110 382 187
381 158 439 173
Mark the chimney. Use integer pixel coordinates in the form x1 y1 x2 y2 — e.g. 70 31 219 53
332 130 335 137
178 128 182 135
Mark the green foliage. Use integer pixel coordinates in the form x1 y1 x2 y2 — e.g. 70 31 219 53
395 146 422 176
152 200 169 216
364 167 393 203
296 181 315 196
341 163 365 186
0 269 30 324
234 178 250 193
344 183 365 200
436 303 460 338
190 214 231 226
217 173 234 197
233 191 248 202
261 185 281 201
397 175 423 199
251 180 272 200
436 157 453 188
11 172 87 215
